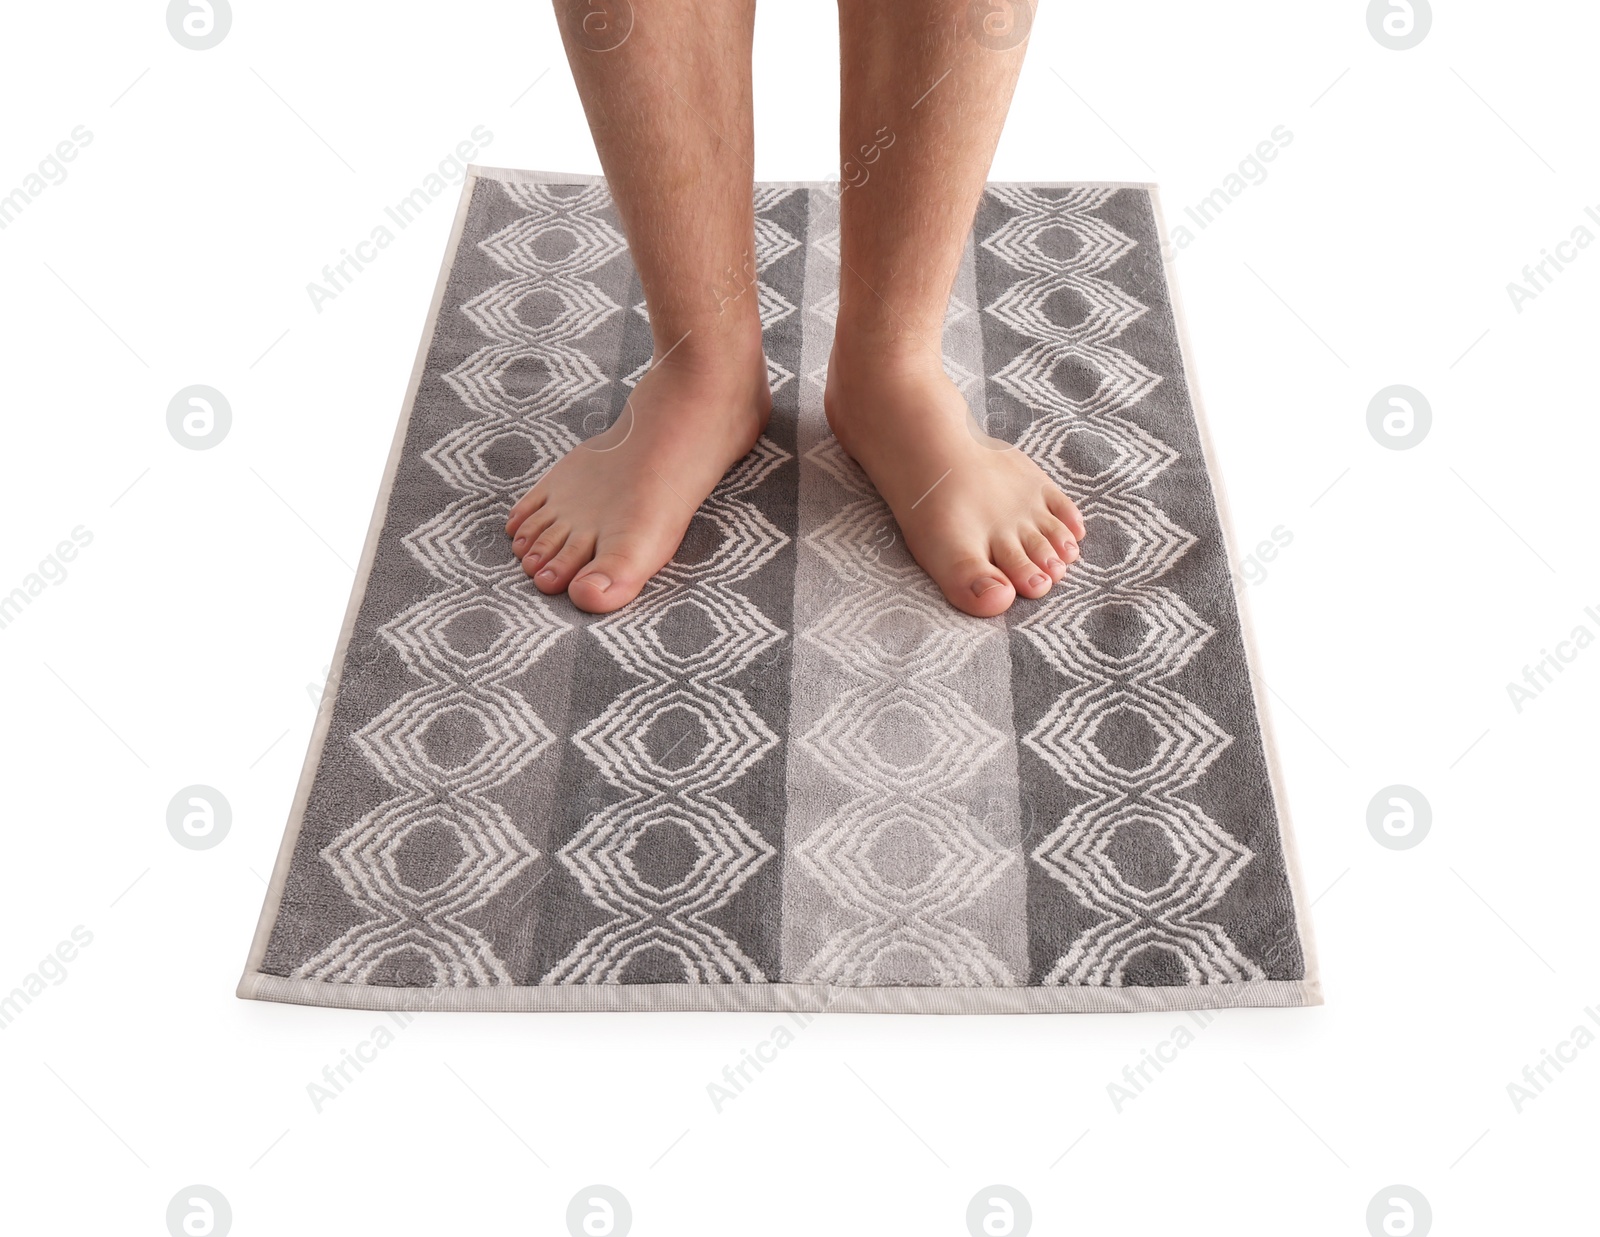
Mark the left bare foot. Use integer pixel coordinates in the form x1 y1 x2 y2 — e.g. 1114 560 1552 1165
823 338 1086 618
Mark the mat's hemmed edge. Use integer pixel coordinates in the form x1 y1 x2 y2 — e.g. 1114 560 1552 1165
239 973 1319 1014
236 171 485 994
1147 185 1325 1000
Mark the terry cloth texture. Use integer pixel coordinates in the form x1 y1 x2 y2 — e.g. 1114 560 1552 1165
238 167 1321 1014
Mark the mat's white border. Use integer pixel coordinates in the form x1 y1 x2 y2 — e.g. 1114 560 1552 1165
246 973 1315 1013
239 171 1322 1013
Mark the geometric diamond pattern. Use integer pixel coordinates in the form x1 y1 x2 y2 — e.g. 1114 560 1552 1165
991 187 1262 985
292 181 620 984
541 191 804 983
792 449 1017 985
789 221 1019 988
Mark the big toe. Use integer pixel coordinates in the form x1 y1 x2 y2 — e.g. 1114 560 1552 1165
927 551 1017 618
568 547 653 615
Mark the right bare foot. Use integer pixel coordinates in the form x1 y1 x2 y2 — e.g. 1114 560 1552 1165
505 331 771 613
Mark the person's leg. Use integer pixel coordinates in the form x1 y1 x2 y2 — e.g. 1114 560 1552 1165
825 1 1087 617
506 0 769 613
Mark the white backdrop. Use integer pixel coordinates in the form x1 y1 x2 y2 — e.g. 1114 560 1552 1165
2 2 1595 1233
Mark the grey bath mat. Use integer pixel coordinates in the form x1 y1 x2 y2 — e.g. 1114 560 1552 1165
239 166 1320 1013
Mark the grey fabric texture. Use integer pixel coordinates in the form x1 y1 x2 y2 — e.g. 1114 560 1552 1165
238 167 1319 1014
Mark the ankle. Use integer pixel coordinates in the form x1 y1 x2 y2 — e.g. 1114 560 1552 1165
650 318 769 395
831 283 947 361
828 324 945 390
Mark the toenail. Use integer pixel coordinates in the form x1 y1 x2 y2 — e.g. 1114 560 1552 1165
513 537 527 552
971 577 1002 597
1047 558 1065 574
579 572 612 593
536 568 556 582
1065 543 1079 562
1029 573 1049 591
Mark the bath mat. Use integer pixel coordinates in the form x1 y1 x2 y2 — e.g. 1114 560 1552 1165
239 166 1320 1013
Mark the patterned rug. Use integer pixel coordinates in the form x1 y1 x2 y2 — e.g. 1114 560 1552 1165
239 167 1320 1013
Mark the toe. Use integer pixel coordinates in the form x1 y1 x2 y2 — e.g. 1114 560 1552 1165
927 551 1017 618
521 523 569 577
1037 516 1079 570
531 531 597 595
1024 531 1067 583
1045 487 1087 542
568 543 652 615
995 539 1053 600
506 488 546 538
511 508 558 560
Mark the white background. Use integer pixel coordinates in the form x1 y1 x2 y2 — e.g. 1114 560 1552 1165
1 1 1596 1233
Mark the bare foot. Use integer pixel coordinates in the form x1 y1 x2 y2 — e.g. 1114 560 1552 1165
506 333 770 613
823 340 1086 618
